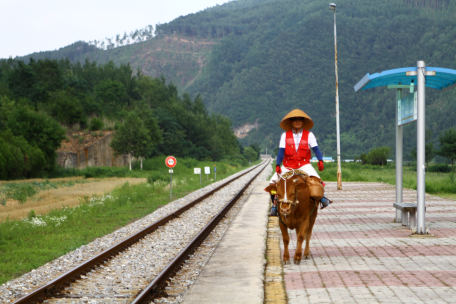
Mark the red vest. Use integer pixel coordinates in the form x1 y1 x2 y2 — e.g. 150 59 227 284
283 130 311 169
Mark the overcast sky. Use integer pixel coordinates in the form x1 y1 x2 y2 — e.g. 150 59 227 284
0 0 231 59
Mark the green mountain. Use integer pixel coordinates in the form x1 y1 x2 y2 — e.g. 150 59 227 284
15 0 456 159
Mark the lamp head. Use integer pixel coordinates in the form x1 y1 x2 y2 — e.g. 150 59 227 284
329 3 336 10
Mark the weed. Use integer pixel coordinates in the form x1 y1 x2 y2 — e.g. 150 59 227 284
78 136 84 144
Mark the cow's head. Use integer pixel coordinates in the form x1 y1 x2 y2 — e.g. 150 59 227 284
275 175 307 215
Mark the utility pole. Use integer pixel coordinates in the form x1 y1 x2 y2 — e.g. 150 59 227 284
330 3 342 190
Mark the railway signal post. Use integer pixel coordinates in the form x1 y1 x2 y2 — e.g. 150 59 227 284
165 156 177 200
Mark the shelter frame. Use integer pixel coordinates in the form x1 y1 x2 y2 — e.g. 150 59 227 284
354 62 456 235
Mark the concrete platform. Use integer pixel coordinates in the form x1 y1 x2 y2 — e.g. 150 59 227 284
183 181 269 304
280 181 456 304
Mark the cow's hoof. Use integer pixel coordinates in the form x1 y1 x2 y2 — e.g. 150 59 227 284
283 260 290 265
293 259 301 265
304 255 310 259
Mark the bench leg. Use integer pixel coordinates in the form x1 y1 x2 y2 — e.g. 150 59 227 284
395 209 401 223
402 211 408 226
409 212 416 230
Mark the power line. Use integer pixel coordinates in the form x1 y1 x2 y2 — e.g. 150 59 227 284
426 40 456 66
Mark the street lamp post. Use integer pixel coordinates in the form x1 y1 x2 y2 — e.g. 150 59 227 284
330 3 342 190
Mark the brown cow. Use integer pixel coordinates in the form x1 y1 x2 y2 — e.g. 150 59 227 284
265 172 319 264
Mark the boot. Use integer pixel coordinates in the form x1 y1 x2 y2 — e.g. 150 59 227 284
320 196 332 210
269 205 278 216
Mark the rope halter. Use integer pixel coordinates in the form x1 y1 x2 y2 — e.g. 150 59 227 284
277 169 308 206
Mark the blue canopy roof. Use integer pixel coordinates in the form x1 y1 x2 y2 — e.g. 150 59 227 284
354 67 456 92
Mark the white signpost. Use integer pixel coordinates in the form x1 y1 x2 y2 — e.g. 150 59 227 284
204 166 210 181
214 165 217 181
194 168 201 186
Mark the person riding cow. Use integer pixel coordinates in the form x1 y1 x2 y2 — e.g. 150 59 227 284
268 109 332 215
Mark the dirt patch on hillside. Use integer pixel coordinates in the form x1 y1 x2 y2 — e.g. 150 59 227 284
59 131 113 153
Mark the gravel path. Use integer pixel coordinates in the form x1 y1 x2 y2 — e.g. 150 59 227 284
0 162 269 303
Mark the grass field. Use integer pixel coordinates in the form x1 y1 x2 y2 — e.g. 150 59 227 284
0 177 146 222
0 157 261 285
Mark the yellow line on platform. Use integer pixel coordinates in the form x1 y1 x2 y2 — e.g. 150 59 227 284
264 216 287 304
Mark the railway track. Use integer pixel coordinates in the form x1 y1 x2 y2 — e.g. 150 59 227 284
9 160 270 304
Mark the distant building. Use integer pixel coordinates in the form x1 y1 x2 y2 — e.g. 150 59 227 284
311 157 334 163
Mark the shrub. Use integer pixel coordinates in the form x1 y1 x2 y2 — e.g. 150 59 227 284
8 145 25 180
91 132 98 137
82 166 128 178
428 164 451 173
358 147 391 166
78 136 84 144
0 149 6 180
147 171 166 183
90 117 104 131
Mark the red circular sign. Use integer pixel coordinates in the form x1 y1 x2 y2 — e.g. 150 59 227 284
165 156 177 168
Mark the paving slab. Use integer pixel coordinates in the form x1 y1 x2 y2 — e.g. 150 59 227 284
183 181 269 304
276 181 456 304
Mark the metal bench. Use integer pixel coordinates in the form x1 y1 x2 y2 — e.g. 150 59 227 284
393 203 421 229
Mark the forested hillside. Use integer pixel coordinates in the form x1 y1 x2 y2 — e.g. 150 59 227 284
17 36 216 93
9 0 456 159
0 58 248 180
169 0 456 159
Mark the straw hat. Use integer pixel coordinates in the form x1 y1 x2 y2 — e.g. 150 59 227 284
279 109 314 131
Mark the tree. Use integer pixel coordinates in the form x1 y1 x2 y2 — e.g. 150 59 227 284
7 106 65 170
1 129 46 178
243 147 258 162
249 143 261 160
49 90 87 127
94 80 126 114
110 111 151 170
410 129 435 171
0 138 13 179
436 128 456 171
134 102 163 168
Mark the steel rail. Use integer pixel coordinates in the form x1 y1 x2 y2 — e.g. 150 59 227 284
132 159 270 303
13 161 267 304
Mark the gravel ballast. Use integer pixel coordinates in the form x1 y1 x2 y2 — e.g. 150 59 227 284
0 161 270 303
